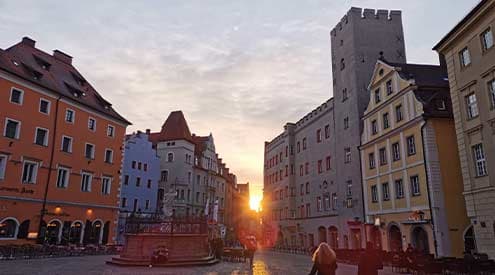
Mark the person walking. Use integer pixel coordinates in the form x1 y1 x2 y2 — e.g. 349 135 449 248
358 242 383 275
308 242 338 275
244 236 257 267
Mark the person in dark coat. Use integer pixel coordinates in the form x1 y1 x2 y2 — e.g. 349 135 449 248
309 242 337 275
358 242 383 275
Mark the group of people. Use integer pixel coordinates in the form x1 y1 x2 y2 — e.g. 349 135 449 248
309 242 383 275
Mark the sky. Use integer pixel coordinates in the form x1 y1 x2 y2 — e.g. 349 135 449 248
0 0 480 205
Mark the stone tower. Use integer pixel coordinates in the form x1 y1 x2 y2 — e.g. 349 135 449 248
331 8 406 244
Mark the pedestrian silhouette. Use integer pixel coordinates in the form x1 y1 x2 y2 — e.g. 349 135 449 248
309 242 337 275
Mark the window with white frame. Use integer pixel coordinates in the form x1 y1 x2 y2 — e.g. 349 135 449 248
85 143 95 159
383 113 390 129
324 194 330 210
4 118 20 139
374 88 381 104
121 197 127 208
10 88 23 105
81 172 92 192
344 147 351 163
161 170 168 182
386 80 393 95
104 149 113 164
466 93 479 119
331 193 337 210
392 142 401 161
379 147 387 165
395 179 404 198
136 177 141 187
481 28 493 51
410 175 420 196
407 136 416 156
317 197 322 212
346 181 352 197
145 200 150 210
0 218 18 239
382 182 390 201
34 127 48 146
371 120 378 135
395 104 403 122
344 117 349 129
371 185 378 203
61 136 72 153
369 153 375 169
489 79 495 109
22 161 38 184
0 155 7 180
459 47 471 67
39 99 50 114
88 118 96 131
167 153 174 162
101 177 111 195
56 167 70 188
65 109 75 123
473 144 488 177
106 125 115 137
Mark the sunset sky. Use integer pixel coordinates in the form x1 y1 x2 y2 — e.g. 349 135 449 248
0 0 479 205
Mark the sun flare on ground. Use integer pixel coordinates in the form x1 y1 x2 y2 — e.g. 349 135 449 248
249 195 262 211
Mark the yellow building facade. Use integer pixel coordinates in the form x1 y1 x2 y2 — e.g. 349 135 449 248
360 60 470 257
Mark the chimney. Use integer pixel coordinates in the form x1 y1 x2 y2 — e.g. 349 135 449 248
145 129 151 135
21 37 36 47
53 49 72 65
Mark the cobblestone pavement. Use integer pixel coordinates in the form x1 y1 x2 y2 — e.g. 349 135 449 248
0 250 402 275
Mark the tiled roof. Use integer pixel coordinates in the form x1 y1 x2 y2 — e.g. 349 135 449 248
0 37 130 125
149 110 193 144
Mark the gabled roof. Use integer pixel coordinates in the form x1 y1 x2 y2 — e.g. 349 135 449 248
149 111 193 144
0 37 130 125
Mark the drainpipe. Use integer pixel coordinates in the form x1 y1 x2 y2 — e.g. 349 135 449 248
37 95 62 244
420 118 439 257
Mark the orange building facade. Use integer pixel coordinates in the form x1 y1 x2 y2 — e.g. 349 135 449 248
0 37 130 245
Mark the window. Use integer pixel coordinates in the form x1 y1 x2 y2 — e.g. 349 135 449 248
0 155 6 180
65 109 75 123
305 162 309 175
324 195 330 210
342 88 348 101
371 185 378 203
124 175 129 185
481 28 493 51
326 156 331 170
303 138 307 150
318 160 322 173
383 113 390 129
299 165 303 176
39 99 50 114
395 105 403 122
489 79 495 108
340 58 345 70
325 125 330 138
369 153 375 169
306 203 311 217
331 193 337 210
371 120 378 135
386 80 393 95
107 125 115 137
395 179 404 198
10 88 23 104
344 148 351 163
88 118 96 131
382 182 390 201
316 129 322 143
132 161 136 169
85 143 95 159
407 136 416 156
101 177 111 195
0 218 18 239
473 144 488 177
466 93 479 119
4 118 20 139
34 127 48 146
300 184 304 195
144 163 148 171
379 148 387 165
61 136 72 153
344 117 349 129
136 177 141 187
459 47 471 67
297 142 300 153
104 149 113 163
145 200 150 210
392 142 400 161
56 167 69 188
22 161 38 184
167 153 174 162
121 197 128 207
374 88 381 104
346 181 352 197
161 170 169 182
138 162 142 170
81 173 92 192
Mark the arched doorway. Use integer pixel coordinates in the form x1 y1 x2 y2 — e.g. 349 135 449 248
70 221 83 244
17 220 30 239
91 220 103 244
328 226 339 249
0 218 19 239
47 220 62 244
464 226 476 253
318 226 327 244
411 226 429 254
102 221 110 245
351 229 362 249
389 224 403 252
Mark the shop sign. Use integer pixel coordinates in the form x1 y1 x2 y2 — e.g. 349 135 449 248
0 186 34 194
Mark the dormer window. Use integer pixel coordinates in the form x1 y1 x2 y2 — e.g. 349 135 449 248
33 55 51 71
71 72 86 86
12 60 19 66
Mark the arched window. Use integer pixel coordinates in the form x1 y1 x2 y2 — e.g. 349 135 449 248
340 58 345 70
0 218 19 239
167 153 174 162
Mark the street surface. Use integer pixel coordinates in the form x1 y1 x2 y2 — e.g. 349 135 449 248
0 250 402 275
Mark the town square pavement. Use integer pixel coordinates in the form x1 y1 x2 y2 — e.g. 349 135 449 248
0 250 402 275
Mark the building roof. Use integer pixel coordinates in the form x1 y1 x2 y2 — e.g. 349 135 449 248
433 0 490 50
149 111 193 144
0 37 130 125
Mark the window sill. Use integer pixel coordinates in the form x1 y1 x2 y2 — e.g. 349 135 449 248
412 193 421 197
474 174 488 178
34 143 48 147
3 136 19 140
